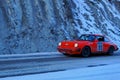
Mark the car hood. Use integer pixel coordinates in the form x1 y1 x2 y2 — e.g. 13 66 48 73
61 40 89 46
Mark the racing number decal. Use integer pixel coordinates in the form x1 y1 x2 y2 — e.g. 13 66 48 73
97 42 103 51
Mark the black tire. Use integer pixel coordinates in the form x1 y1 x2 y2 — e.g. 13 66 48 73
63 53 69 56
107 46 114 55
81 47 91 57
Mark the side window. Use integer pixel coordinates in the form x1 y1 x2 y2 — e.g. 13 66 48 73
89 35 95 41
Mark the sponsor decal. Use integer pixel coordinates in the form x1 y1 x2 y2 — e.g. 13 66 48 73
97 42 103 51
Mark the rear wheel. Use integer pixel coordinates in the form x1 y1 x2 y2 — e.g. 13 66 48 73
81 47 91 57
107 46 114 55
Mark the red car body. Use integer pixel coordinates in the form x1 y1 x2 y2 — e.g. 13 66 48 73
57 34 118 57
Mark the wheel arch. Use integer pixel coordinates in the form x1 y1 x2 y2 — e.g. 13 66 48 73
81 45 91 57
107 45 115 55
82 45 91 53
108 45 115 51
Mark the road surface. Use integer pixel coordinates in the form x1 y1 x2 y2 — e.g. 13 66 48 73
0 51 120 78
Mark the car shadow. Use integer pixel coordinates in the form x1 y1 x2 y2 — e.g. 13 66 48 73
64 53 113 58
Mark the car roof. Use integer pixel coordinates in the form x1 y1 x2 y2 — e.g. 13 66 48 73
82 34 104 37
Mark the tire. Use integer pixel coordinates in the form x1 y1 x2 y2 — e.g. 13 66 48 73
63 53 69 56
81 47 91 57
107 46 114 55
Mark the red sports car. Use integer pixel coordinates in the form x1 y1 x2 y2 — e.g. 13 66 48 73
57 34 118 57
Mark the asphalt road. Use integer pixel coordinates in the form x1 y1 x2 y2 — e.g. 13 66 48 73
0 51 120 78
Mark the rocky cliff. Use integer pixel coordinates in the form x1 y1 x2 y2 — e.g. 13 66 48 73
0 0 120 54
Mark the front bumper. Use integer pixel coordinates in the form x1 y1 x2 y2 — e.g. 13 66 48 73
57 47 81 55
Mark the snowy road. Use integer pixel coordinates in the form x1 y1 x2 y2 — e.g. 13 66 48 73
0 51 120 78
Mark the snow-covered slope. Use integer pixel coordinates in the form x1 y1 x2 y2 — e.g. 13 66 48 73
72 0 120 45
0 0 119 54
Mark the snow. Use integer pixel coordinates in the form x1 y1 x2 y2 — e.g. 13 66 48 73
0 52 58 57
1 63 120 80
0 52 60 61
72 0 102 36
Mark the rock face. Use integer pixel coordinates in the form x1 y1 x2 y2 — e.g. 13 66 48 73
0 0 120 54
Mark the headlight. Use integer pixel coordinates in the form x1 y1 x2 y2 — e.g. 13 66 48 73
58 42 61 46
74 43 78 47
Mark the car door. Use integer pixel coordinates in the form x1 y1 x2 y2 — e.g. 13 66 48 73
92 36 105 53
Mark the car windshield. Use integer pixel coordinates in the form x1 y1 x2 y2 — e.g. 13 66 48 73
77 35 95 41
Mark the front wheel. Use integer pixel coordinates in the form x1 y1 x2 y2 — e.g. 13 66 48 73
81 47 91 57
63 53 68 55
